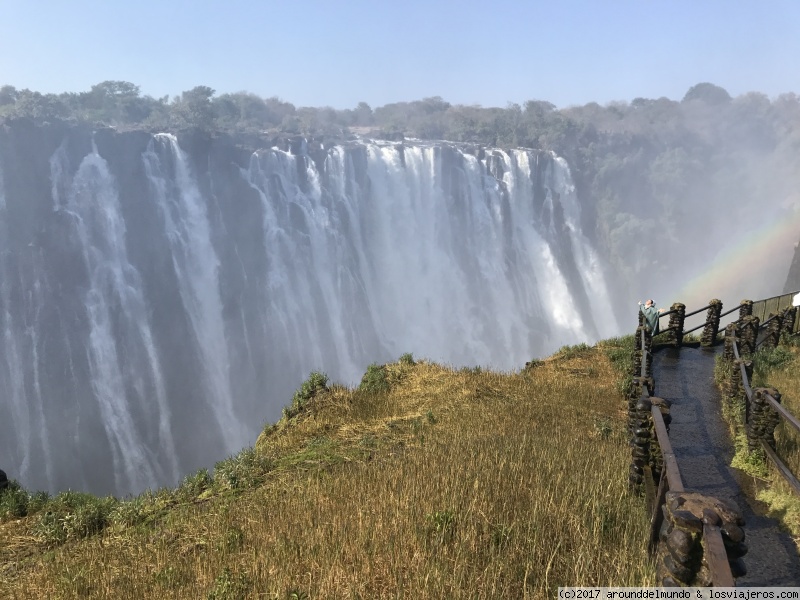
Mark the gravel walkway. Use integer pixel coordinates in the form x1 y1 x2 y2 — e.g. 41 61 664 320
653 344 800 586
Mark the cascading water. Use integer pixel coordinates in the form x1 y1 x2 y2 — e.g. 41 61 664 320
50 142 179 493
142 135 243 454
0 128 617 496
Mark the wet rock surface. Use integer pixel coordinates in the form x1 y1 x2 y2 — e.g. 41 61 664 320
654 345 800 586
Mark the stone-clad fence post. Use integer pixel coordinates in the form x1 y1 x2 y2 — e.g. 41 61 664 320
667 303 686 348
763 313 783 351
738 315 760 357
748 388 782 453
657 492 747 585
629 396 653 493
723 323 738 361
701 299 723 347
782 307 798 336
739 300 753 320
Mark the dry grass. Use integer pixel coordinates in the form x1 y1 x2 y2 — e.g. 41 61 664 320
0 345 653 599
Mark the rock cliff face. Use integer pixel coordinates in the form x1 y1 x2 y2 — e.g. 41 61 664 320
0 119 616 495
784 244 800 293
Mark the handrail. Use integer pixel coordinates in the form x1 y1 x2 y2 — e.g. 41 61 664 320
719 304 742 319
683 321 706 336
651 404 684 492
635 293 799 586
727 329 800 497
731 343 754 401
703 524 735 587
761 313 781 327
764 392 800 434
683 303 711 319
760 441 800 496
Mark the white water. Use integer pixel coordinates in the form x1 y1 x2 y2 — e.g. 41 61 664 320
0 136 616 495
245 142 617 385
143 135 244 454
50 142 179 492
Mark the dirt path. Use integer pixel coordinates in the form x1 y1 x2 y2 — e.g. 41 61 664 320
653 344 800 586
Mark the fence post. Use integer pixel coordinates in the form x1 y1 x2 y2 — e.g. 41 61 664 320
727 358 743 413
649 398 671 484
750 388 782 453
782 307 797 337
701 299 723 347
739 300 753 320
723 324 738 361
629 396 653 493
667 303 686 347
763 313 783 350
739 316 760 357
656 492 746 586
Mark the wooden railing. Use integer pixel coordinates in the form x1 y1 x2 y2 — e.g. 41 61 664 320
633 290 800 586
723 311 800 496
631 324 736 587
643 290 800 350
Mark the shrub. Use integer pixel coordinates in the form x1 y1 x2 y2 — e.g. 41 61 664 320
178 468 213 500
753 346 793 385
33 491 117 545
109 495 151 527
399 352 415 366
284 371 329 419
0 480 30 520
358 363 389 393
425 509 456 543
27 490 51 514
207 567 250 600
214 447 273 491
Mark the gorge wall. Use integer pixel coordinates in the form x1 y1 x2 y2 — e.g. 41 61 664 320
0 120 617 495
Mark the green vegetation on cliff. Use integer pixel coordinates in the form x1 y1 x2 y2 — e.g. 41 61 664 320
0 340 653 598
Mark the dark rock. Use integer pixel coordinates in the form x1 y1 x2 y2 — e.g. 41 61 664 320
702 508 721 526
663 553 694 583
667 493 686 511
729 557 747 577
722 540 748 559
666 528 695 560
0 469 7 491
720 523 745 544
671 509 704 533
660 575 681 588
660 511 674 540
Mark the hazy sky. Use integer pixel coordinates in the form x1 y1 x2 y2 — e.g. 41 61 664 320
2 1 799 109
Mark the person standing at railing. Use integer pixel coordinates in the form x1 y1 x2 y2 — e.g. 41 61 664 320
639 299 665 334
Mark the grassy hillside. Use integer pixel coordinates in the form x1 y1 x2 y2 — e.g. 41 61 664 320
0 341 653 599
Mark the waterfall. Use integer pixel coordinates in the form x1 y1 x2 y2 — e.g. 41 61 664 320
143 135 244 455
50 142 179 493
0 130 617 495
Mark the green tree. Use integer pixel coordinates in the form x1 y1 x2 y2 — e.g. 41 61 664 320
172 85 216 129
682 82 732 105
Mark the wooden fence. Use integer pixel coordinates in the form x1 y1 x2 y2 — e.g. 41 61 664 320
721 308 800 496
629 293 800 587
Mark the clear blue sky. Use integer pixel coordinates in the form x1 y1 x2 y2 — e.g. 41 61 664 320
2 0 798 109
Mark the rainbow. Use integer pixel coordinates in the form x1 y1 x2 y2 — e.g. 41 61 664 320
667 208 800 309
